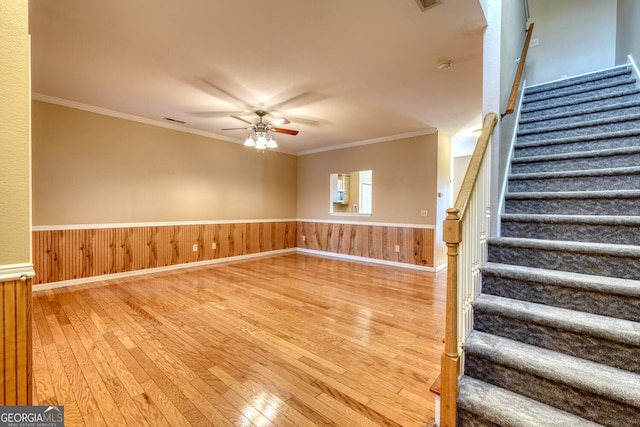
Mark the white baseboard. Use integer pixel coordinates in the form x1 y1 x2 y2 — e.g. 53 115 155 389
32 248 296 292
33 247 445 292
296 248 440 272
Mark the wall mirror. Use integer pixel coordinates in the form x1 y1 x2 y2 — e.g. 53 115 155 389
330 170 372 214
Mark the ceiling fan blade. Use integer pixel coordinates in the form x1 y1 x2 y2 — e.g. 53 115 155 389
271 127 299 136
221 127 251 131
230 115 253 124
267 117 290 126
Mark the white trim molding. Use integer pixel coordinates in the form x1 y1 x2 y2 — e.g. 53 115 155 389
32 247 447 291
33 94 437 157
297 218 436 229
32 218 298 231
297 128 438 156
297 248 443 272
32 248 296 291
33 218 433 231
0 263 36 282
32 93 244 145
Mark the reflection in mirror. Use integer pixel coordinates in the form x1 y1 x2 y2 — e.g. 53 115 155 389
330 170 372 214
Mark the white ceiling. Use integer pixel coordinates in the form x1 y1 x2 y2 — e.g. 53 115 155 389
29 0 487 155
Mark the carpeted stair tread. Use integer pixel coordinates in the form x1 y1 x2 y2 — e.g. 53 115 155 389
488 236 640 279
518 112 640 136
522 77 637 105
519 104 640 133
508 166 640 192
513 145 640 164
473 295 640 348
488 236 640 261
504 194 640 216
466 331 640 407
501 213 640 228
500 213 640 245
457 376 601 427
519 99 640 126
514 127 640 150
506 188 640 200
521 88 640 115
511 147 640 173
481 262 640 322
482 262 640 298
516 114 640 143
524 67 630 95
510 165 640 180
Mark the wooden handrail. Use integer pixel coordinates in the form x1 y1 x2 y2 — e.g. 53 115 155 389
440 112 498 427
453 113 499 217
504 23 535 116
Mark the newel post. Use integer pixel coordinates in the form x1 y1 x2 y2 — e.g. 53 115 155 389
440 207 461 427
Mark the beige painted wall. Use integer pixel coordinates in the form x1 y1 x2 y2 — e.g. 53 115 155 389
453 155 472 202
0 3 31 265
32 101 297 225
616 0 640 64
434 131 451 267
297 133 439 225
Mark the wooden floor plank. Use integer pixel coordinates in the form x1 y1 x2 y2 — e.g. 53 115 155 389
31 316 56 405
33 254 444 426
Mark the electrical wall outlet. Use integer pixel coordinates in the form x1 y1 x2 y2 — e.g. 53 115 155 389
192 244 198 252
211 242 217 250
302 234 306 242
529 37 539 47
421 210 428 217
394 245 400 253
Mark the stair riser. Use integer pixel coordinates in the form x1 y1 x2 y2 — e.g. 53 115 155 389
514 134 640 157
481 273 640 322
518 104 640 132
473 312 640 374
511 152 640 174
525 69 631 96
500 221 640 246
523 83 637 111
465 355 640 427
521 90 640 116
504 196 640 216
517 117 640 144
487 244 640 280
508 173 640 192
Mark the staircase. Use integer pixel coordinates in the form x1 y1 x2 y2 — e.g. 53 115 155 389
457 66 640 426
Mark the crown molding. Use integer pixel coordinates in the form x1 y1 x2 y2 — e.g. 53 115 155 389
297 128 438 156
32 93 244 145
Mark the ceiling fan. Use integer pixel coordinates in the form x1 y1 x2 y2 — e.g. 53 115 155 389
222 110 299 149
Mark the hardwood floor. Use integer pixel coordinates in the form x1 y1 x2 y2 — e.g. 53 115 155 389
32 253 445 426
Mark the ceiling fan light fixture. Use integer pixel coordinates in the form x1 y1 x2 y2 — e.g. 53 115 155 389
255 134 268 150
266 137 278 149
225 111 296 150
244 135 256 147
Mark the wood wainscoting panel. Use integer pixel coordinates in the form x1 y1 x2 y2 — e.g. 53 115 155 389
1 277 32 405
297 221 435 267
33 222 297 285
